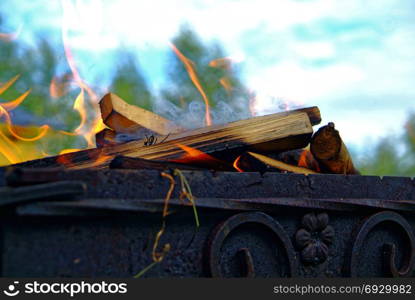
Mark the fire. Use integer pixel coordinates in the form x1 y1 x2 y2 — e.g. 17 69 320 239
297 149 320 172
174 143 216 162
219 77 233 94
61 0 106 148
0 1 106 166
173 143 223 166
0 77 49 141
169 43 212 126
233 155 244 172
209 57 232 70
0 75 20 95
0 75 51 165
59 148 81 155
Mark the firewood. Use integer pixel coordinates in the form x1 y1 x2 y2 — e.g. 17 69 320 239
310 122 359 175
95 128 117 147
100 93 184 135
246 152 317 175
15 108 318 170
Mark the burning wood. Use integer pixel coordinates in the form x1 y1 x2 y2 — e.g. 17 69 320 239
100 93 184 135
310 122 359 175
95 128 117 147
245 152 317 175
13 92 360 176
17 102 319 171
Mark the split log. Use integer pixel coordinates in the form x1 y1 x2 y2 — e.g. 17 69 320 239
100 93 184 135
95 128 117 147
15 108 318 170
310 122 359 175
246 152 317 175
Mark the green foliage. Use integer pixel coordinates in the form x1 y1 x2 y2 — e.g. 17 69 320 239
357 112 415 177
162 24 250 121
109 51 153 111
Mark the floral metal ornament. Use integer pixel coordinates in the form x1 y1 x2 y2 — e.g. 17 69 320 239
295 212 334 265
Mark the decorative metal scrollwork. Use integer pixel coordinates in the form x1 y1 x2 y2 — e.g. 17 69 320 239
206 212 298 277
295 212 334 265
345 211 415 277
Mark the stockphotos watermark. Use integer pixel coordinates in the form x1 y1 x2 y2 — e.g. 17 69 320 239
2 280 127 297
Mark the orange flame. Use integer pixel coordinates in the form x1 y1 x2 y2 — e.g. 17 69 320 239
169 43 212 126
0 76 50 143
172 143 223 166
219 77 233 94
0 75 20 95
209 57 232 70
298 149 320 172
61 2 105 148
233 155 244 172
0 74 51 165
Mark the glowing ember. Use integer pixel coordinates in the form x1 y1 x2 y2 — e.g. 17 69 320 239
298 149 320 172
233 155 244 172
169 43 212 126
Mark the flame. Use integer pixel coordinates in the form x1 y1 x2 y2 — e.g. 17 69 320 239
0 76 50 143
233 155 244 172
59 148 81 155
172 143 223 166
0 129 21 163
219 77 233 94
169 43 212 126
61 0 105 148
0 74 52 165
297 149 320 172
209 57 232 70
89 153 112 167
0 75 20 95
73 89 87 135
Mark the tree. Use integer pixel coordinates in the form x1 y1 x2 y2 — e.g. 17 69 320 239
161 24 251 127
357 112 415 177
109 51 153 111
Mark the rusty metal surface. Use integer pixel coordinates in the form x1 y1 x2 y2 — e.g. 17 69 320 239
2 168 415 212
0 181 86 207
0 167 414 278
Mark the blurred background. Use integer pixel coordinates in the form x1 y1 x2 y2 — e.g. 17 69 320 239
0 0 414 176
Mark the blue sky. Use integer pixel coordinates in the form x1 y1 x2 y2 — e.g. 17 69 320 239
1 0 415 153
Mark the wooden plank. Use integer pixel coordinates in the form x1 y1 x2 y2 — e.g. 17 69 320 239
14 109 317 170
100 93 184 135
